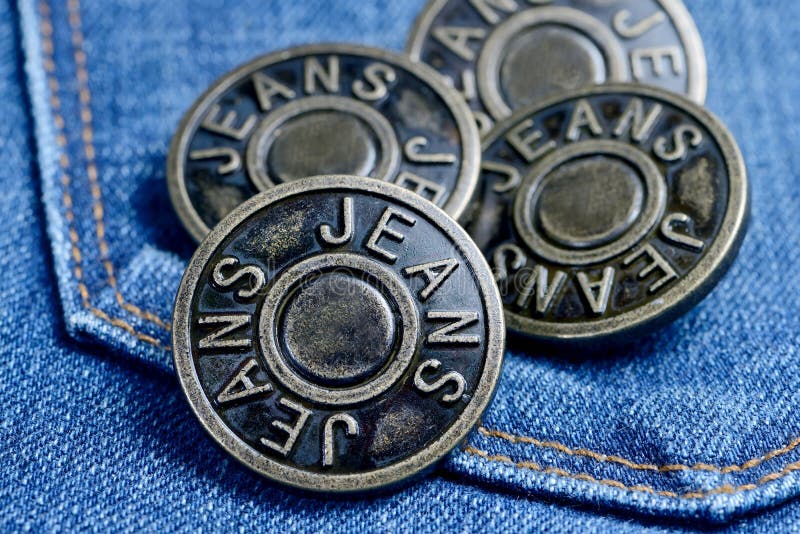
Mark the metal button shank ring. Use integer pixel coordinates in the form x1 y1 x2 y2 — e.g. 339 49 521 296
246 96 401 190
513 140 667 266
258 253 419 406
477 6 628 118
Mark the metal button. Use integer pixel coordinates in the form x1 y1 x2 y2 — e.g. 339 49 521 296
173 175 504 492
167 44 481 241
467 85 748 347
407 0 707 134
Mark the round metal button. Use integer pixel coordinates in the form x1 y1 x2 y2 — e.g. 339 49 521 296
173 175 504 492
407 0 707 134
168 44 481 241
467 85 748 346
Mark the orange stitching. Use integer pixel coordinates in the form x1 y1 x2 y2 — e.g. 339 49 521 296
66 0 171 331
39 0 170 352
464 445 800 500
88 305 170 350
39 0 800 488
478 427 800 475
64 0 171 332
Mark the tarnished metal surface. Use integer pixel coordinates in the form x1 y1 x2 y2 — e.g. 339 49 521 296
173 175 505 491
467 85 748 346
167 44 481 241
408 0 707 134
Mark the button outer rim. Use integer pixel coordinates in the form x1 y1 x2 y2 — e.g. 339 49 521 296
172 175 505 492
478 83 748 346
167 43 482 242
405 0 709 106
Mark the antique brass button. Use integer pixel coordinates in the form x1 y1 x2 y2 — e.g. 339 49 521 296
167 44 481 241
467 85 748 346
407 0 707 134
173 175 504 491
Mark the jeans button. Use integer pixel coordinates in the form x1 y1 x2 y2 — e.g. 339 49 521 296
407 0 708 134
466 85 748 348
167 44 481 242
172 175 505 492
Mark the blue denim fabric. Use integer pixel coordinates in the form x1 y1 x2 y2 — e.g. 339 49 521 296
3 0 800 530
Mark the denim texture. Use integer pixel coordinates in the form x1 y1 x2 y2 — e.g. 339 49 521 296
3 0 800 530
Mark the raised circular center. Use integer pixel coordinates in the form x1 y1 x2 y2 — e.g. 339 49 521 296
536 156 644 249
500 25 606 108
477 7 628 119
268 111 377 183
279 272 396 387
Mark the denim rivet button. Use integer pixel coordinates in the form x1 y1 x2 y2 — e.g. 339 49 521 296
407 0 707 135
172 175 505 492
167 44 481 242
467 85 748 347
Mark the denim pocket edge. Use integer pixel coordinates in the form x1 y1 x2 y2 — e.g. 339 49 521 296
20 0 174 371
17 0 800 523
446 411 800 524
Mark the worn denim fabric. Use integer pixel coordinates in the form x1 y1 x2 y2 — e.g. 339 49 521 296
2 0 800 530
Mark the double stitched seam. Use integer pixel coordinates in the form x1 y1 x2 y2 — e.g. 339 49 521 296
65 0 171 332
37 0 800 498
465 445 800 500
478 426 800 475
39 0 169 350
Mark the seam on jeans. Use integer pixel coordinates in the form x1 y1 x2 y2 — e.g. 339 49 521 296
39 0 170 351
478 427 800 475
36 0 800 489
464 445 800 500
65 0 171 332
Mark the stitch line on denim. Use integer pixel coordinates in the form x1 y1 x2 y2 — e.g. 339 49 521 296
478 426 800 475
465 445 800 500
39 0 169 351
37 0 800 491
65 0 171 332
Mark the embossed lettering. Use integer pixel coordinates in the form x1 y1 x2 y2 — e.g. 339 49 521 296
366 207 417 263
445 70 478 101
319 197 354 246
403 258 459 301
252 71 296 111
506 119 557 163
661 213 705 251
612 98 663 143
443 71 494 133
197 314 252 350
189 147 242 175
426 311 480 345
473 111 495 137
394 172 445 204
623 243 678 293
653 124 703 162
352 62 396 101
469 0 518 24
261 398 312 457
212 256 266 300
217 358 273 404
482 161 522 193
413 359 466 404
566 99 603 142
322 414 359 467
404 136 457 165
632 46 684 80
576 267 615 316
304 56 340 94
516 265 567 314
492 243 526 282
201 104 256 140
432 26 487 61
613 9 666 39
